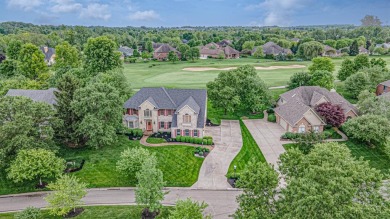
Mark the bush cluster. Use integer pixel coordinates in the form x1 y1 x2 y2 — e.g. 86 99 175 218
267 113 276 122
281 131 332 140
194 147 210 156
175 136 213 145
128 128 143 137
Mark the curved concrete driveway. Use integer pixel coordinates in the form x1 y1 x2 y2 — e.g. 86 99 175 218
192 120 242 189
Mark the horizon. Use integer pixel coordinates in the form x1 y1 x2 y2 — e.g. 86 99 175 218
1 0 389 27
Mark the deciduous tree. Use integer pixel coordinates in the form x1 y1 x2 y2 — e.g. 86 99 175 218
72 83 122 148
185 47 200 62
116 147 157 177
349 40 359 56
167 51 179 63
168 198 210 219
287 72 312 90
83 36 122 76
7 148 65 186
361 15 382 26
344 72 370 98
315 102 346 127
6 39 22 60
308 57 335 74
45 175 87 217
353 54 370 71
252 47 264 58
309 70 334 90
135 157 165 218
297 41 324 60
18 43 48 79
337 58 355 81
54 41 80 70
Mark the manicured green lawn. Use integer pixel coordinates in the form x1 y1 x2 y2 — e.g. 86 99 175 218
0 136 203 195
207 100 264 125
0 206 173 219
283 141 390 176
146 137 167 144
227 120 266 178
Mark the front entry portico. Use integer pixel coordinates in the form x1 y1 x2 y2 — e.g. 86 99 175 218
146 120 153 131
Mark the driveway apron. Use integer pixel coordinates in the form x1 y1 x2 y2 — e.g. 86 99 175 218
192 120 242 189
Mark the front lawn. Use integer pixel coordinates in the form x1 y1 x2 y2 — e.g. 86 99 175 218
0 136 203 195
146 137 167 144
0 205 173 219
227 120 266 177
207 101 264 125
283 141 390 176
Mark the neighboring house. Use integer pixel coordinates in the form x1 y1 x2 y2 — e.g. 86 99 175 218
118 46 134 59
375 43 390 49
274 86 357 133
252 42 292 56
359 46 369 54
291 38 300 43
5 88 57 105
200 42 239 59
376 80 390 96
123 87 207 138
217 39 233 47
40 46 56 66
153 43 181 61
322 45 341 57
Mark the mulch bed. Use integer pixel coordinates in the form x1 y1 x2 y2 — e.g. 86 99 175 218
65 208 84 218
194 151 210 158
142 208 159 219
206 119 219 126
150 132 171 141
227 178 238 188
65 159 85 173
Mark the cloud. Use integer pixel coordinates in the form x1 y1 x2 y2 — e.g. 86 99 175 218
50 0 82 13
247 0 309 26
7 0 43 11
80 3 111 21
128 10 160 21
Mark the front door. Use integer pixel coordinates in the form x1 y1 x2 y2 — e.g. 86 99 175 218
146 120 153 131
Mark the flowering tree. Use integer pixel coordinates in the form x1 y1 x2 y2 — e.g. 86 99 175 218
315 102 346 127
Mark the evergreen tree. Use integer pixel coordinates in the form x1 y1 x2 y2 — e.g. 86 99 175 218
349 40 359 56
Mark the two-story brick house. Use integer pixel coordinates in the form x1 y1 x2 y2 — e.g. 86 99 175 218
123 87 207 138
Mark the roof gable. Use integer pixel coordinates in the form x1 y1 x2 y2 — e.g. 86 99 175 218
6 88 57 105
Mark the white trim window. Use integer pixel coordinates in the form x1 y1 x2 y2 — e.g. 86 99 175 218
128 121 134 128
168 122 172 128
185 129 190 136
313 126 320 133
160 121 165 129
183 114 191 123
176 129 181 136
144 109 152 117
193 130 198 137
298 124 306 133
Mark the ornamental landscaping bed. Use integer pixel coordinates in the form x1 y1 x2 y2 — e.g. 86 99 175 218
194 147 210 158
65 159 85 173
65 208 85 218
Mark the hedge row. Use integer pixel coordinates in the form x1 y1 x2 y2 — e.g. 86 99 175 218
175 136 213 145
128 128 143 137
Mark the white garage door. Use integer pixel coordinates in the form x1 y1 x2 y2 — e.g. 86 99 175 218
279 118 288 130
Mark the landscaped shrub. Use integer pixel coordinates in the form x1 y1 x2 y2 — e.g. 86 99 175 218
190 138 196 144
202 139 208 145
207 139 213 145
14 207 41 219
281 132 300 140
266 108 274 113
176 136 182 142
129 128 143 137
195 138 203 144
267 113 276 122
185 137 191 143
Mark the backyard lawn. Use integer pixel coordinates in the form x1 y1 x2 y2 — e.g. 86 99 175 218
0 206 173 219
0 136 203 195
283 141 390 176
227 120 266 178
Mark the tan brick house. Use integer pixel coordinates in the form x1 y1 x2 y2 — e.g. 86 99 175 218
152 44 181 61
200 42 239 59
274 86 358 133
123 87 207 138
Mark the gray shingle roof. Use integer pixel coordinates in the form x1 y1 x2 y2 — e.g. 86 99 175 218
380 80 390 87
118 46 134 56
262 42 292 55
6 88 57 105
40 46 55 62
275 86 357 126
124 87 207 128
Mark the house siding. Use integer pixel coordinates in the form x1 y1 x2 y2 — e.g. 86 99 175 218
291 117 324 133
376 84 389 96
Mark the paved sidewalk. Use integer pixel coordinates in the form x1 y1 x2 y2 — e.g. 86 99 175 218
243 119 286 168
192 120 242 190
0 188 241 219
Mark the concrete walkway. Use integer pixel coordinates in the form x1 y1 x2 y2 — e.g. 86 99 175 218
192 120 242 190
0 188 241 219
243 119 286 168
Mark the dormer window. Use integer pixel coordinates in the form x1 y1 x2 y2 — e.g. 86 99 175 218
144 109 152 117
183 114 191 123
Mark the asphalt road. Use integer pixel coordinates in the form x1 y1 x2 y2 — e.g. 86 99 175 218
0 188 241 219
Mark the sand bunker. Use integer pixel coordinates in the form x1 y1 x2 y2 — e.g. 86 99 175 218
183 65 306 72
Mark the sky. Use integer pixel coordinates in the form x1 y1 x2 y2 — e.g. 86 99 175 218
0 0 389 27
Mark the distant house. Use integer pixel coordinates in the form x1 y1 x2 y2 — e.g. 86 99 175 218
123 87 207 138
118 46 134 59
359 46 369 55
322 45 341 57
252 42 292 57
199 42 239 59
40 46 56 66
153 43 181 61
375 43 390 49
274 86 357 133
291 38 300 43
5 88 57 105
217 39 233 47
376 80 390 96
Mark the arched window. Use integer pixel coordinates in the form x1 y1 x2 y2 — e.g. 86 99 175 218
298 124 305 133
183 114 191 123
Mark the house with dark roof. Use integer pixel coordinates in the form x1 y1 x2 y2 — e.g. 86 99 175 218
322 45 341 57
123 87 207 138
199 42 239 59
118 46 134 59
376 80 390 96
274 86 357 133
152 43 181 61
5 88 57 105
251 42 292 57
40 46 56 66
